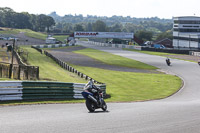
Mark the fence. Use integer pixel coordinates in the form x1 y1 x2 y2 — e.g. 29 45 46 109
0 63 10 78
85 41 200 55
141 47 191 54
0 62 39 80
0 81 106 101
87 41 142 50
12 48 39 80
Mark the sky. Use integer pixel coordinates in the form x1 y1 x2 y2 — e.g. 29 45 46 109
1 0 200 19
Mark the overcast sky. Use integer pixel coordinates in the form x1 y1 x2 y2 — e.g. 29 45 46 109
1 0 200 19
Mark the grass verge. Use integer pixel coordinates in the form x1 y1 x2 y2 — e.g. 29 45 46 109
74 48 157 70
19 46 87 83
53 35 68 42
70 65 182 102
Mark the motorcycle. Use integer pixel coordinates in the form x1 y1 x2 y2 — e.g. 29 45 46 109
82 82 107 112
166 58 171 66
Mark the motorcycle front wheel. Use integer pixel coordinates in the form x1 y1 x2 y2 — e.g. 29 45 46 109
86 100 95 112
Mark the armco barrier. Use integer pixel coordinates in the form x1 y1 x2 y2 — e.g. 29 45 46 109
0 81 23 101
0 81 106 101
32 44 68 49
22 81 74 100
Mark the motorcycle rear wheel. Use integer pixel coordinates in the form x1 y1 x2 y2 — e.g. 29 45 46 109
86 100 95 112
101 100 107 111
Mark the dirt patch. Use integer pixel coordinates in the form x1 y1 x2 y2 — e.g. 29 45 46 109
48 46 160 73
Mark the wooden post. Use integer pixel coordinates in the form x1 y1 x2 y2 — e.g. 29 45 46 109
9 39 15 78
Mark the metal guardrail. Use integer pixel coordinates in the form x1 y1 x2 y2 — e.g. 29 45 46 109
0 81 23 101
32 44 68 49
0 81 106 101
189 51 200 56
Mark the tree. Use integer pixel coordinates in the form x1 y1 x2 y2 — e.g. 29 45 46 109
109 23 122 32
86 22 93 31
135 30 153 41
92 20 107 32
155 30 173 40
0 7 16 28
74 24 84 31
45 16 55 33
36 14 55 32
13 12 32 29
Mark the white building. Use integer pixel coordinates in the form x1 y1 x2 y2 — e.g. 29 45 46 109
173 16 200 48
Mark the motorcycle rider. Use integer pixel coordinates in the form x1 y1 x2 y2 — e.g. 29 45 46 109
198 60 200 65
82 78 103 105
166 57 170 65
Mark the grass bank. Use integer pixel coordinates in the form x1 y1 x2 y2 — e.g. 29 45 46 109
53 35 68 42
71 65 182 102
74 48 157 70
20 46 87 83
0 28 47 40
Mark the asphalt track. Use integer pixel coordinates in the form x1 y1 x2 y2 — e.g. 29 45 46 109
1 41 200 133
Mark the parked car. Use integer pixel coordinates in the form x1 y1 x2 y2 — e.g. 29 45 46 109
151 44 165 49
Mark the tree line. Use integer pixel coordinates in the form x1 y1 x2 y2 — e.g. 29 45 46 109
49 12 173 41
0 7 55 32
0 7 173 41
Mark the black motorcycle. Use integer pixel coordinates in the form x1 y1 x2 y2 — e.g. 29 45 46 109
166 58 171 66
82 86 107 112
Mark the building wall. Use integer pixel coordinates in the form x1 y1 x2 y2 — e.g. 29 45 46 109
173 16 200 48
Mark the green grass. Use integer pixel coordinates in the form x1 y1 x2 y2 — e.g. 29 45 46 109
74 48 157 70
20 46 87 83
0 27 20 34
18 29 47 40
0 28 47 40
0 47 11 62
71 65 182 102
53 35 68 42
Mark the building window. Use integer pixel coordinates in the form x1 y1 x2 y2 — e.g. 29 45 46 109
173 20 200 24
174 36 200 42
174 28 200 32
